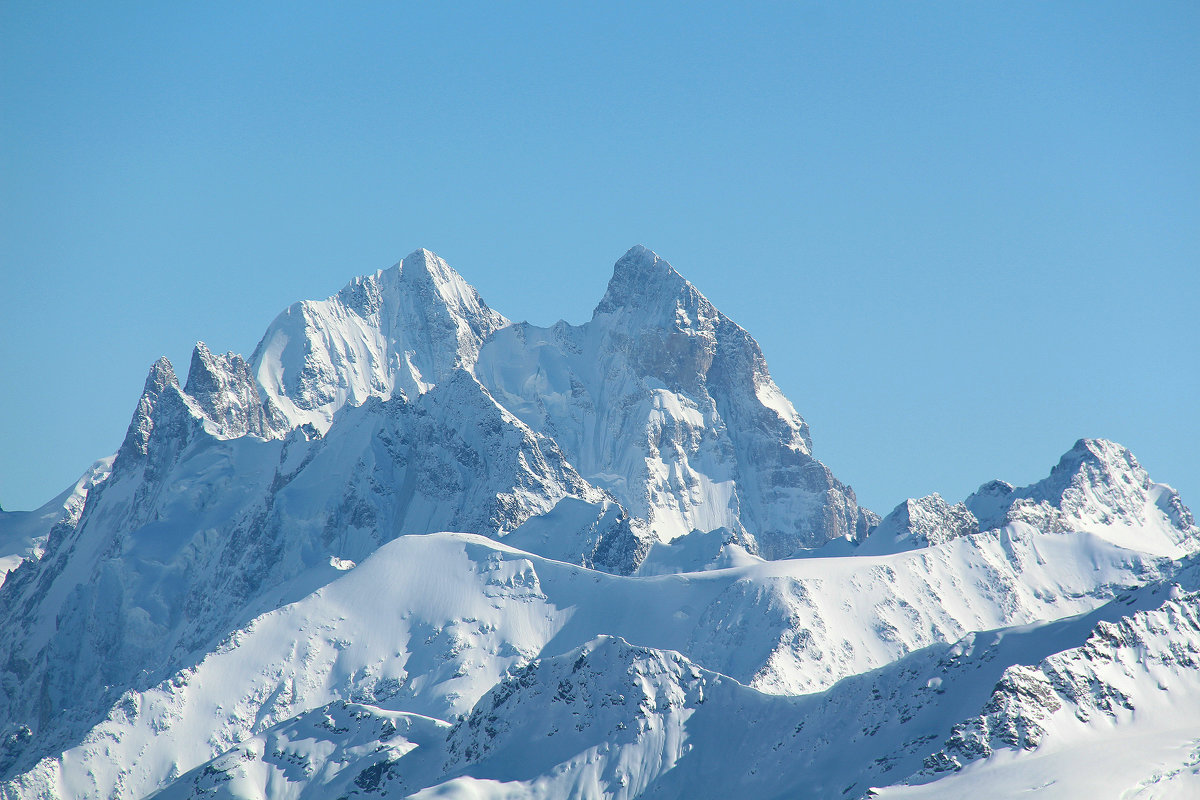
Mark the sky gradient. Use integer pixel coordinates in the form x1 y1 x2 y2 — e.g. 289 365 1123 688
2 2 1197 517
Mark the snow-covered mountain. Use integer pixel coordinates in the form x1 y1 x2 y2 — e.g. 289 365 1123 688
476 246 875 556
249 249 510 436
0 247 1195 800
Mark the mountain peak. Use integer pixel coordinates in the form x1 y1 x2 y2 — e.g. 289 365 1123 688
117 356 196 464
184 341 223 390
967 438 1151 531
1041 438 1146 504
963 438 1197 554
1057 437 1136 472
392 248 455 291
394 248 506 328
184 342 282 440
593 245 690 317
250 251 508 434
406 246 438 260
398 246 444 275
145 356 178 394
618 243 664 269
859 493 979 553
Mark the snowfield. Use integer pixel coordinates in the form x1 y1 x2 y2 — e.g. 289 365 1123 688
0 247 1195 800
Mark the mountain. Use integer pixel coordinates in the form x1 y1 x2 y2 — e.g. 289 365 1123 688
0 247 1195 800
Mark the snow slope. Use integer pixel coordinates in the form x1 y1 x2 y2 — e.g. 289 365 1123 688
3 505 1187 799
143 562 1200 800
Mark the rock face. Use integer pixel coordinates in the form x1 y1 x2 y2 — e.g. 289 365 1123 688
477 246 876 557
0 247 1197 800
184 343 288 440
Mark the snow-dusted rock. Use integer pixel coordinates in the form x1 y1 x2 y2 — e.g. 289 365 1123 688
184 342 288 440
860 493 979 554
478 245 875 557
151 702 450 800
913 586 1200 795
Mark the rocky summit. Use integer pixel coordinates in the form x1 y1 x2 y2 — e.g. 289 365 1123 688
0 248 1196 799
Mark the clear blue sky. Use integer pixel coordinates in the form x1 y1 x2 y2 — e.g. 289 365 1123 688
2 2 1197 516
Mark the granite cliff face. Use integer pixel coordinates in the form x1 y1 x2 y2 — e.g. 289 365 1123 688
0 247 1195 800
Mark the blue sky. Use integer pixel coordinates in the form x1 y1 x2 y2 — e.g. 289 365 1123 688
2 2 1197 515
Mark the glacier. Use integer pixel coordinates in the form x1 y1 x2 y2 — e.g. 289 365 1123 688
0 246 1195 800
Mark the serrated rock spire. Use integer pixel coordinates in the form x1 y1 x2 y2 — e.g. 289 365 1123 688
184 342 286 440
118 356 182 460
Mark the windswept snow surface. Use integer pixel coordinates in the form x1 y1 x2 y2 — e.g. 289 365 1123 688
0 247 1196 800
